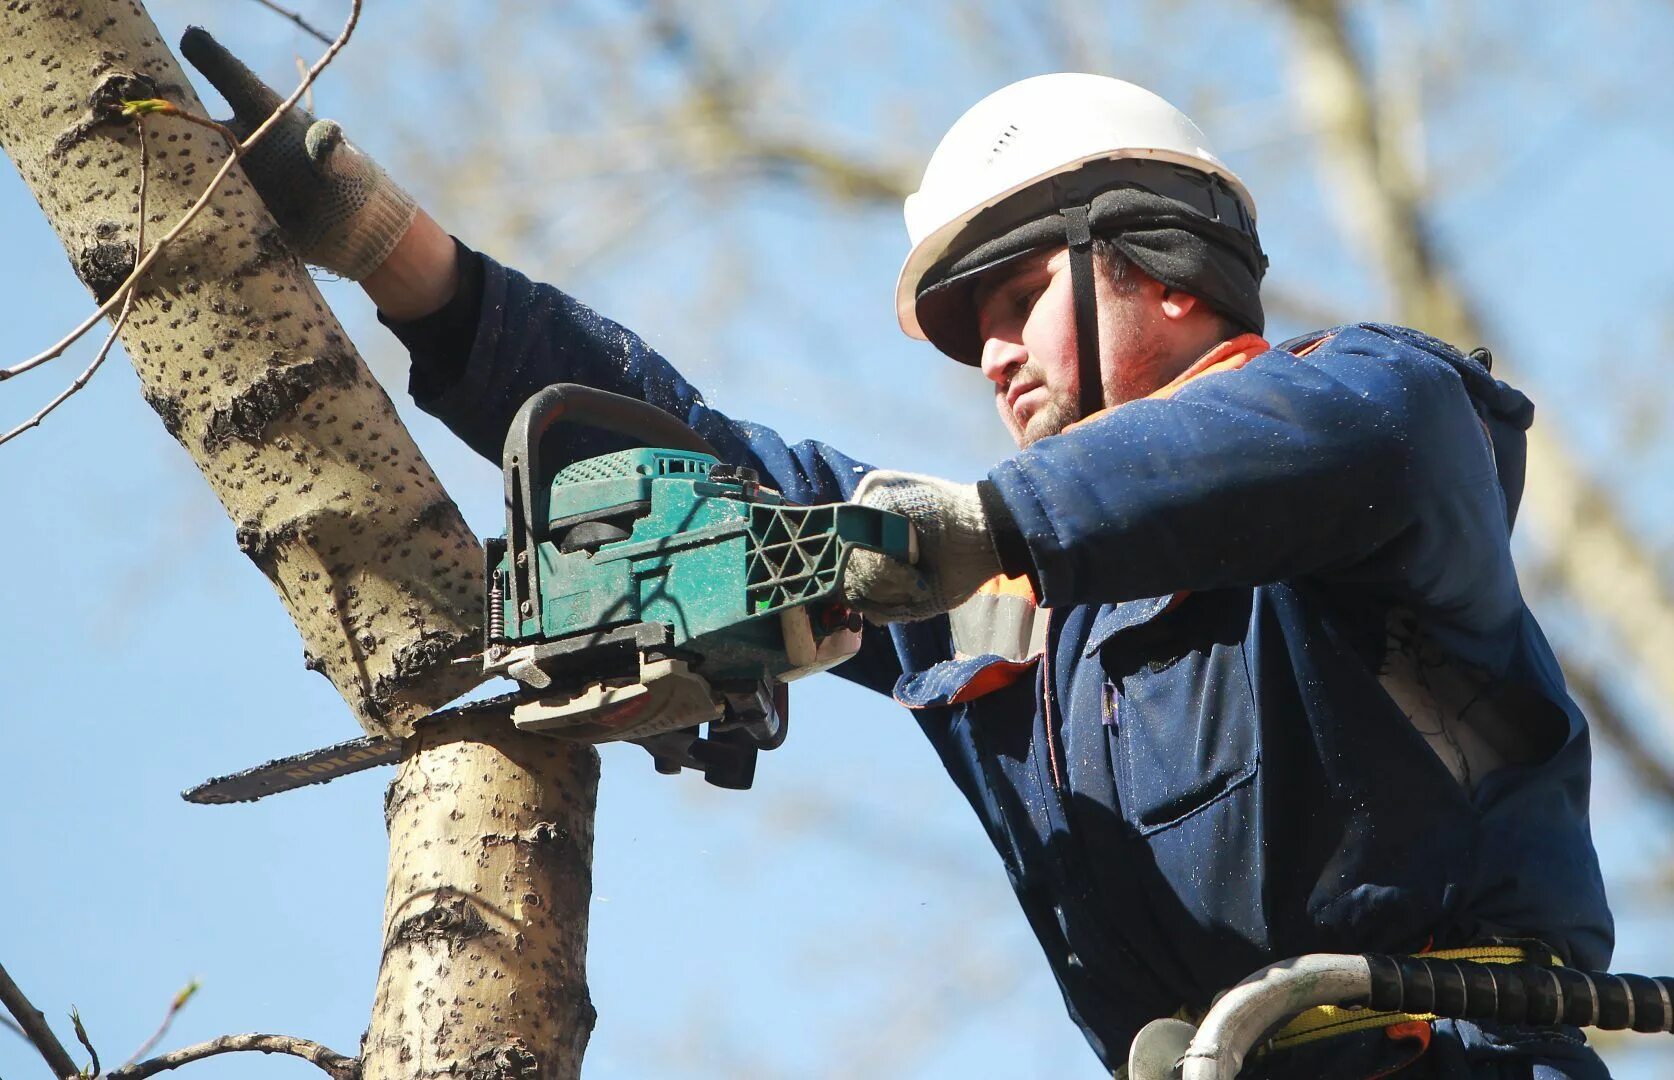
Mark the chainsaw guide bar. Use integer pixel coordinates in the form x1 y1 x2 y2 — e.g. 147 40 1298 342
181 692 527 804
183 736 401 804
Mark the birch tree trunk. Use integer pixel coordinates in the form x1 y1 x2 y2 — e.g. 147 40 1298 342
0 5 475 738
0 6 596 1077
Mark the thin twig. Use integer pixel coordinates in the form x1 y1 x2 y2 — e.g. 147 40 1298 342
0 115 150 447
0 960 81 1079
120 980 199 1073
119 99 239 147
249 0 335 46
0 0 362 384
295 54 314 113
70 1006 100 1078
106 1033 358 1080
1 1010 25 1039
0 297 136 446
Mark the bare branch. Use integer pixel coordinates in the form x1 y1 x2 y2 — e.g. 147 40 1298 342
1564 658 1674 805
0 0 363 384
107 1033 358 1080
248 0 335 45
296 54 314 114
1278 0 1470 338
1 1011 25 1040
0 960 82 1079
632 0 916 205
121 980 200 1073
0 114 150 447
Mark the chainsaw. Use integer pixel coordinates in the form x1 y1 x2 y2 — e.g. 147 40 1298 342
185 384 913 803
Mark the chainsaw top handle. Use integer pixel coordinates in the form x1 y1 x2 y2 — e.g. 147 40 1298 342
503 384 721 544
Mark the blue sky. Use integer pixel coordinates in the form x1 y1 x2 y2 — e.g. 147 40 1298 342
4 2 1674 1077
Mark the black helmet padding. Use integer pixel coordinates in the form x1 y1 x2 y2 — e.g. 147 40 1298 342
915 158 1268 365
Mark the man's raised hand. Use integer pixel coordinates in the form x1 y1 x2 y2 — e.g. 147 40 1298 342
180 27 416 282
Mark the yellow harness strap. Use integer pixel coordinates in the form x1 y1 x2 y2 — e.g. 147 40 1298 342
1263 944 1560 1052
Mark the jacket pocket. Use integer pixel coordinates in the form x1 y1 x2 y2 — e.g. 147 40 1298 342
1100 592 1260 834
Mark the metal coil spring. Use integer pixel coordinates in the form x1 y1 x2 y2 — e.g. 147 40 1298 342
488 571 505 641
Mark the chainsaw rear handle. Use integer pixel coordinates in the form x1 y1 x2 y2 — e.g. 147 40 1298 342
503 384 721 544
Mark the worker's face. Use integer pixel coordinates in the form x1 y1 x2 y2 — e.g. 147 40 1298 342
975 247 1186 448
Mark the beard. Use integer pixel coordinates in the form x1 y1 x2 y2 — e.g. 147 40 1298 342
1018 394 1074 447
1000 360 1072 447
1000 318 1181 448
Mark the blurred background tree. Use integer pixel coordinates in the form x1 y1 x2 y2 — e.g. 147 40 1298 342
3 1 1673 1077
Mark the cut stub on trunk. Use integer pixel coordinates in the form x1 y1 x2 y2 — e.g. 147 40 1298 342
366 713 598 1080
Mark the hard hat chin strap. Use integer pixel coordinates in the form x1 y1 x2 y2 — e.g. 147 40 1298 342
1059 199 1103 422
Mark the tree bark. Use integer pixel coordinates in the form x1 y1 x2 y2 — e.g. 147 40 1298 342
0 2 477 739
366 716 597 1079
0 6 597 1077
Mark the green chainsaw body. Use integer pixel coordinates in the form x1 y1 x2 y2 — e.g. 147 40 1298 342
487 446 911 687
480 385 914 786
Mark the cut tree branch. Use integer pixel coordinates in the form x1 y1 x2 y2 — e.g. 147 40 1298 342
107 1033 358 1080
0 959 82 1079
1 0 361 385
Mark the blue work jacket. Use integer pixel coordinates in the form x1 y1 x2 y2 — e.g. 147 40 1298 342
396 253 1614 1078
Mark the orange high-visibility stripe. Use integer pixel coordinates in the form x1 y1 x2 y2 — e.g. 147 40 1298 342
977 572 1039 602
1143 331 1273 401
1060 331 1341 435
1062 332 1272 434
947 657 1040 704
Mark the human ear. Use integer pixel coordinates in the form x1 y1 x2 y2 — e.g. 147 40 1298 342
1159 288 1200 321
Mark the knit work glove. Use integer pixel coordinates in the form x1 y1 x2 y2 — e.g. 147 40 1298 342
841 470 1002 623
180 27 417 281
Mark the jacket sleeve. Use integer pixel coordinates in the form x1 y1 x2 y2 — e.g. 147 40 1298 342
407 251 874 507
985 325 1524 668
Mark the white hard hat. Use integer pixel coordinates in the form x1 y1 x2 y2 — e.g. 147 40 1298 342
897 73 1259 354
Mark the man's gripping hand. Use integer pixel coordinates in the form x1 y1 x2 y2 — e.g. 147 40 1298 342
180 27 417 281
841 471 1002 623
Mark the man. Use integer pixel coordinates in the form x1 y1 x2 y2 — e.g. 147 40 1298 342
184 31 1613 1078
